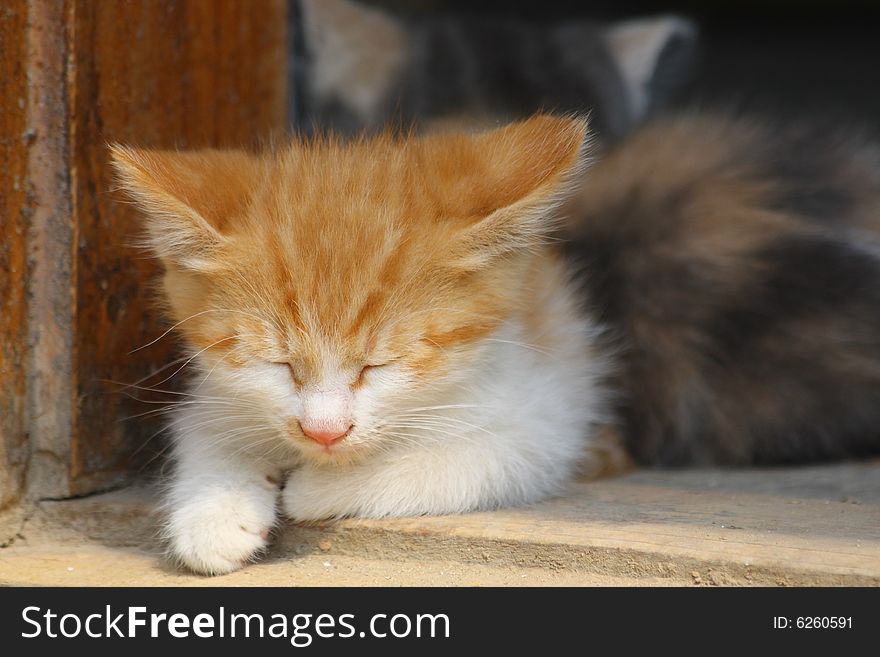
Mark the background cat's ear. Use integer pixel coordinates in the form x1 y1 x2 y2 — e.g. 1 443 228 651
297 0 407 128
110 145 259 270
604 15 698 122
451 115 590 270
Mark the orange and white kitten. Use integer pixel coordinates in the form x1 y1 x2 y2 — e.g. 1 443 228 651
111 116 607 575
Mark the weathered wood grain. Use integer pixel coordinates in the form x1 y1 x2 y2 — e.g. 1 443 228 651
0 0 31 511
24 0 77 499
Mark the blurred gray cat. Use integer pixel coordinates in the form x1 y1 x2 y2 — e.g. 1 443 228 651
292 0 697 137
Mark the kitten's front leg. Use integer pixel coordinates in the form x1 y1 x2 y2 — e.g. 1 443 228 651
282 437 569 520
282 461 414 521
164 427 282 575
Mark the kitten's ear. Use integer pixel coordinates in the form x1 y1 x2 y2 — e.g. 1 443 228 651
109 145 260 270
604 15 697 121
453 115 590 270
298 0 406 123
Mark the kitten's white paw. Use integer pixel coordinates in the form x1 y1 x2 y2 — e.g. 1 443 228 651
166 486 278 575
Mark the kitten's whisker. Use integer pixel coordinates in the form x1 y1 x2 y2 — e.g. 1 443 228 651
139 441 176 471
396 403 486 413
128 309 263 354
391 418 496 438
392 412 498 435
381 425 484 447
141 335 241 387
110 356 192 391
121 402 245 425
387 425 483 444
199 431 271 451
116 392 254 407
119 405 181 422
389 415 501 438
131 423 173 458
170 415 273 436
221 430 286 461
146 332 266 389
191 347 242 391
484 338 556 358
103 369 267 400
379 431 480 451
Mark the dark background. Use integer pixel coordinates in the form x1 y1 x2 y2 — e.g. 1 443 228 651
364 0 880 126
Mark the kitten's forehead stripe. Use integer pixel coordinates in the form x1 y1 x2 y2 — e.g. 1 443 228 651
267 230 306 334
343 229 411 338
424 323 498 349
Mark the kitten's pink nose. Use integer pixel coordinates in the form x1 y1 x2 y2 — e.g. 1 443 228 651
299 422 352 446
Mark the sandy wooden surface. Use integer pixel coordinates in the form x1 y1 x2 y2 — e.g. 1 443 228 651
2 461 878 586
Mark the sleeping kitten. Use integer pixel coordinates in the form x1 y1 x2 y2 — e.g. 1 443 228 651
111 116 608 575
112 111 880 575
294 0 697 138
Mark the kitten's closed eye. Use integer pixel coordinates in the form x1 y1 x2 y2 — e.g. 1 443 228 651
356 362 389 386
268 360 303 386
269 360 389 387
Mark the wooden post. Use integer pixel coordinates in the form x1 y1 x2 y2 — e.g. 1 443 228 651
0 0 31 513
0 0 287 505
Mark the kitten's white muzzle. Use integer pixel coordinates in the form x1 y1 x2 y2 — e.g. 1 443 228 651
299 389 354 446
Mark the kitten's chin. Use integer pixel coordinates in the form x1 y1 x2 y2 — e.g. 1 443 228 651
293 439 374 467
